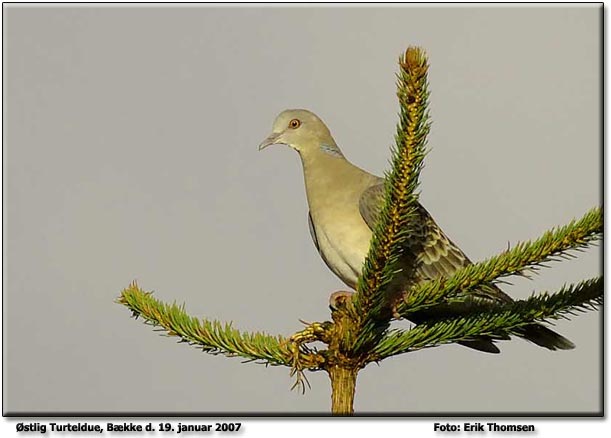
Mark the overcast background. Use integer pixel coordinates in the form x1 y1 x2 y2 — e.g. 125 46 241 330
3 5 601 414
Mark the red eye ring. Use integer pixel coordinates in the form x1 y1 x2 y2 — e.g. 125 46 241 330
288 119 301 129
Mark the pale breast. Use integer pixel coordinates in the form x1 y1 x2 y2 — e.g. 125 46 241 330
301 152 379 289
311 199 373 289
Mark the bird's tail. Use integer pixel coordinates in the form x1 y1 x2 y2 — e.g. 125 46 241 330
458 338 501 354
458 324 574 354
515 324 575 350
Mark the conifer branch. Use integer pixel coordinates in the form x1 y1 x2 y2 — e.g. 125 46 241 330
352 47 430 351
398 206 602 317
372 277 602 361
116 45 601 414
117 282 324 372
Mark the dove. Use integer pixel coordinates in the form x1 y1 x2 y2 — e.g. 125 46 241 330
259 109 574 353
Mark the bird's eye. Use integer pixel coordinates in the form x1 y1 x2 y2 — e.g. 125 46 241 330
288 119 301 129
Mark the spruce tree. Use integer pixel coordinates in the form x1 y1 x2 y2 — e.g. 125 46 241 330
117 47 602 415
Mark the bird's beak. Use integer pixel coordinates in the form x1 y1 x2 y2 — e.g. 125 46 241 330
258 132 283 151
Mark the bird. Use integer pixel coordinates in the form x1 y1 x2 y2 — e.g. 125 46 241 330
258 108 574 353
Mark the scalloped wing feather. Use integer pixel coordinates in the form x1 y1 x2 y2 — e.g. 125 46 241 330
358 183 512 306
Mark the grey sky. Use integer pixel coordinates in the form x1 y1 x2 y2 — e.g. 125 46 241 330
3 5 601 414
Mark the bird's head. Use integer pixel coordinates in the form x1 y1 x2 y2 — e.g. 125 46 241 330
259 109 340 157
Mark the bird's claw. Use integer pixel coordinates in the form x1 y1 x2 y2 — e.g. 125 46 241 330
329 290 355 310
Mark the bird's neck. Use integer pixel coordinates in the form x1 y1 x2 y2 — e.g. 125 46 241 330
318 142 345 159
298 147 366 211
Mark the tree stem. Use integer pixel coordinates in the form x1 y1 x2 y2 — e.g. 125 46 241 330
328 365 357 415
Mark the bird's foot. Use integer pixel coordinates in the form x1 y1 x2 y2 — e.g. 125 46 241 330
329 290 354 310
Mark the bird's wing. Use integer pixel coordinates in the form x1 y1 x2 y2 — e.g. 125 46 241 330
358 182 511 305
308 211 320 252
308 210 339 277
